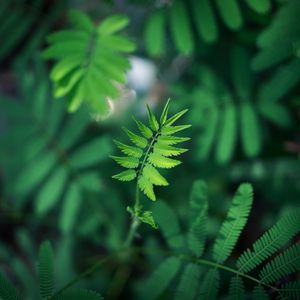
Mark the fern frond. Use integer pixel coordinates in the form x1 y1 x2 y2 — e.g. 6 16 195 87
43 10 135 113
199 269 220 300
38 241 54 299
252 286 269 300
174 263 200 300
153 202 184 249
110 156 139 169
142 164 169 186
237 209 300 273
280 281 300 300
228 276 245 300
112 100 190 201
112 169 137 182
141 257 181 300
188 180 208 257
213 183 253 263
0 272 20 300
259 241 300 284
114 140 143 158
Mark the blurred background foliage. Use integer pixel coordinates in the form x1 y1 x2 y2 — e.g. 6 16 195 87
0 0 299 299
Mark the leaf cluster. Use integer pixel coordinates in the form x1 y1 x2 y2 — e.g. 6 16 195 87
0 241 103 300
43 10 135 113
144 0 272 55
112 99 191 201
140 181 300 300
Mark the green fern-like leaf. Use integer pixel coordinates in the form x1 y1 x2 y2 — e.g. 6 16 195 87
252 0 300 106
143 0 271 54
38 241 54 299
237 209 300 273
199 269 220 300
259 241 300 284
187 180 208 257
153 201 184 249
141 257 181 300
252 286 269 300
43 10 135 113
1 60 111 232
228 276 245 300
280 281 300 299
112 100 190 201
213 183 253 264
174 263 200 300
0 272 20 300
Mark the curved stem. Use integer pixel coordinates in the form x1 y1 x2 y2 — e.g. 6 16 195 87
51 254 114 298
186 256 279 292
124 182 141 248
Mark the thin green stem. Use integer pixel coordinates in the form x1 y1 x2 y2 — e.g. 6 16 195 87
134 181 140 210
51 254 114 298
137 130 160 178
186 256 279 292
124 130 161 248
124 217 140 248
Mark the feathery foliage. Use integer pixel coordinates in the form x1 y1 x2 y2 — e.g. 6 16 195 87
0 60 112 233
43 10 135 113
0 0 65 65
237 208 300 273
228 276 245 300
252 0 300 126
213 183 253 264
112 99 190 202
0 241 102 299
0 272 20 300
259 241 300 284
140 182 300 299
177 46 292 164
39 241 54 298
144 0 272 55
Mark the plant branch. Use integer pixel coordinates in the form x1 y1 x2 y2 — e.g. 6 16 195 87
186 256 279 292
51 254 114 298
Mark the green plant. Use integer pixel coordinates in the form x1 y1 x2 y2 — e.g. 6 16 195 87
111 99 191 228
172 46 292 164
252 0 300 125
139 181 300 300
144 0 272 55
0 240 103 300
0 0 65 65
43 10 135 114
0 60 112 233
